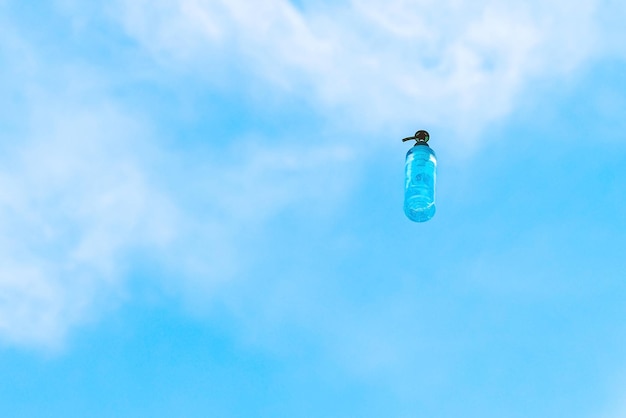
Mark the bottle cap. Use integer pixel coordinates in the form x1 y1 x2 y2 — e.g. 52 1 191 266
402 130 430 146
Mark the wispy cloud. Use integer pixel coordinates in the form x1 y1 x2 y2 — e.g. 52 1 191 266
0 86 177 347
0 87 354 347
108 0 604 145
0 27 354 346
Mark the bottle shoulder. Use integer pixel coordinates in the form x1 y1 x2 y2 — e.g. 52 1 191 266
406 144 436 157
406 145 437 164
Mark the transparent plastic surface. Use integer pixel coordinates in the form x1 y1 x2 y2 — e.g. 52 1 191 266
404 144 437 222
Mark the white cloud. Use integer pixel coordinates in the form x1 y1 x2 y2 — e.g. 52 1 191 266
0 90 355 347
0 36 355 347
0 93 175 347
107 0 609 148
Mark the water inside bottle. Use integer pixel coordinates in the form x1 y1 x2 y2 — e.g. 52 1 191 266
404 146 436 222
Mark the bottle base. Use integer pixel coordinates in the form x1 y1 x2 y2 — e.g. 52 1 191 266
404 201 436 223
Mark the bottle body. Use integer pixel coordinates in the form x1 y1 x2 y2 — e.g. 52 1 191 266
404 144 437 222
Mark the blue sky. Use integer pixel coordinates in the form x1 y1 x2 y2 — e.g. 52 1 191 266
1 0 626 416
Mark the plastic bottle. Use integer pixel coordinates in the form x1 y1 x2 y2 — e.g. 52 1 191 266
403 130 437 222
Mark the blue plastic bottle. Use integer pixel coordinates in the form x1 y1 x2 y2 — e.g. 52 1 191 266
403 130 437 222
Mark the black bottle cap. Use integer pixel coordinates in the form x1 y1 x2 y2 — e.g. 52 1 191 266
402 130 430 146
